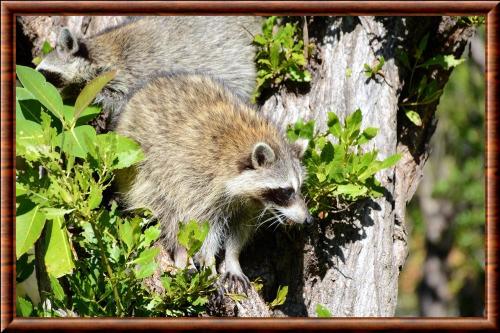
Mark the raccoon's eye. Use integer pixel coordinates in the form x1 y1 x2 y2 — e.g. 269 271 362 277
263 187 295 206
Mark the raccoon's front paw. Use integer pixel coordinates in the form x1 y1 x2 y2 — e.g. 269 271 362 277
221 271 251 294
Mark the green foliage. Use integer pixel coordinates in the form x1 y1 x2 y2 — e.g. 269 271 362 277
315 304 332 317
363 56 385 79
431 60 485 283
396 33 466 126
253 16 312 101
177 220 210 258
288 110 401 215
32 41 54 66
397 38 485 316
15 66 216 317
268 285 288 309
455 16 485 27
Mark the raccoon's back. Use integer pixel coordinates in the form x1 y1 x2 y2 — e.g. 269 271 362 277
93 16 261 102
116 74 280 181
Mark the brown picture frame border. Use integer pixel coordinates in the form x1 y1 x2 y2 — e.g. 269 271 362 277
1 1 498 331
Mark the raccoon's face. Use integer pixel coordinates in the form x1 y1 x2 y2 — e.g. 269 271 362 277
227 139 313 225
36 28 91 90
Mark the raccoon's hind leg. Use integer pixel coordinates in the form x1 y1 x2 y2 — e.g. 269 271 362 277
222 222 253 294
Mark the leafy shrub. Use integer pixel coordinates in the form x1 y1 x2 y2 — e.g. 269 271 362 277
396 34 465 126
363 56 385 79
315 304 332 317
287 109 401 216
15 66 216 317
253 16 312 101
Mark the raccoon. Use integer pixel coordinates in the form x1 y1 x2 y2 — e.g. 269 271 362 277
115 73 313 291
36 16 261 126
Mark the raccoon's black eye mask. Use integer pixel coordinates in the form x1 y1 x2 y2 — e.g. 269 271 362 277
263 187 295 206
37 69 65 88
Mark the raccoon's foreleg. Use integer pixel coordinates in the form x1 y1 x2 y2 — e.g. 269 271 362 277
222 222 253 293
196 222 224 276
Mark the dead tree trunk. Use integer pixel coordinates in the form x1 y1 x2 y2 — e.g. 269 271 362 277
236 16 474 317
17 15 474 317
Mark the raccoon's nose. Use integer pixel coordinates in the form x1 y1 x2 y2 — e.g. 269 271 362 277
304 214 314 225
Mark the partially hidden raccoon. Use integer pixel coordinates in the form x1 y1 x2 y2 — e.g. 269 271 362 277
115 73 313 291
36 16 261 126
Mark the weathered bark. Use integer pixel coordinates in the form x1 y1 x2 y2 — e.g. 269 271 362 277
16 15 474 317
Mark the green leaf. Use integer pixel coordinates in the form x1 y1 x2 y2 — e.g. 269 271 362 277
41 41 53 55
345 109 363 141
405 110 422 126
253 34 267 46
17 99 43 123
142 226 161 247
269 40 281 69
269 285 288 309
41 208 74 220
16 87 35 101
320 141 334 162
396 49 411 69
135 261 157 279
32 57 42 66
16 65 65 122
327 112 342 138
118 217 140 252
16 296 33 317
74 70 116 120
227 293 248 302
378 153 402 170
420 89 443 104
75 106 101 125
16 182 29 197
374 56 385 73
335 184 368 199
113 134 144 169
16 99 25 121
95 133 144 170
49 274 66 301
55 125 97 158
62 105 75 124
131 247 160 266
357 127 378 145
88 185 103 210
415 33 429 59
16 205 46 258
16 119 45 159
177 220 210 257
192 296 208 306
315 304 332 317
419 54 465 70
44 216 74 278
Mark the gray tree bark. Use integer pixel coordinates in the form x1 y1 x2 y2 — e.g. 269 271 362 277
17 15 474 317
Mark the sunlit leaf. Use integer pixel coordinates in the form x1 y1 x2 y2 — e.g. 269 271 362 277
16 65 64 122
16 205 46 259
44 216 74 278
74 70 116 120
405 110 423 126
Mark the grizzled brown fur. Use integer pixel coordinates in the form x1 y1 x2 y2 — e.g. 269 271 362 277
37 16 261 126
115 74 311 292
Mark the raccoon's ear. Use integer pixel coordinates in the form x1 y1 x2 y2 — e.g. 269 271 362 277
292 138 309 159
251 142 276 168
57 28 79 55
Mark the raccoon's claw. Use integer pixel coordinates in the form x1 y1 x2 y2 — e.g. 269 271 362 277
222 271 251 294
